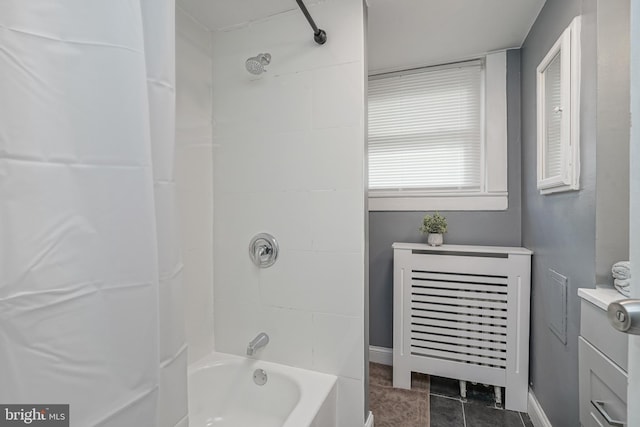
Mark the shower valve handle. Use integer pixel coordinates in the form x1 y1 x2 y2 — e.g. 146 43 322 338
255 244 271 258
249 233 279 268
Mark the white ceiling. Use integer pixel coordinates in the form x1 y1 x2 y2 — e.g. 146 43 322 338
367 0 545 73
177 0 545 73
176 0 322 31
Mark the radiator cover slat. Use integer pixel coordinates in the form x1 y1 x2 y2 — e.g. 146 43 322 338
410 323 507 341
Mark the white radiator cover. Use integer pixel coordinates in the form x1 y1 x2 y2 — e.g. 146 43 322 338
392 243 532 412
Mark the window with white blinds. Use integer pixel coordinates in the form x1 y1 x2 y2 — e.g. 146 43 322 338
368 60 483 193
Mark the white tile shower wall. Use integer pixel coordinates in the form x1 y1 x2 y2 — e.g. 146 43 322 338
176 8 215 364
211 1 366 426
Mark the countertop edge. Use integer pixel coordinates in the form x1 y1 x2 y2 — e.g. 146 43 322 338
578 287 626 311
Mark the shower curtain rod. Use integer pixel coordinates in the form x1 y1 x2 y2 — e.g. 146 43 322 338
295 0 327 44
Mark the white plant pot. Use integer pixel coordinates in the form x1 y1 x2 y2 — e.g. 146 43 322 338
427 233 443 247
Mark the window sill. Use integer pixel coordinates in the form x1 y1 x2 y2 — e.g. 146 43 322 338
368 193 508 212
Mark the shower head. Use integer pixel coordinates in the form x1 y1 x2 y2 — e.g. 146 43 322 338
245 53 271 75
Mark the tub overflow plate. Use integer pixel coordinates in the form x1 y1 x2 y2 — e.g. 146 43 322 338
253 368 268 386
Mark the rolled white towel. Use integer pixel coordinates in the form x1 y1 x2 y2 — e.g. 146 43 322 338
612 261 631 280
614 278 631 297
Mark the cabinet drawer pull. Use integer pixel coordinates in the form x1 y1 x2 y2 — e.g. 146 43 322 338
591 400 626 427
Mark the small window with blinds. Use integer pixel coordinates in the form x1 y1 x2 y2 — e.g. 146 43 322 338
367 53 509 212
536 17 581 195
368 61 483 194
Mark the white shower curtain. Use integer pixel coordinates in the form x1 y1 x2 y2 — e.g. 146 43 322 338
0 2 188 426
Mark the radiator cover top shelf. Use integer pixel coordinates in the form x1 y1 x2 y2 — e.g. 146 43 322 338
392 242 533 255
392 243 532 412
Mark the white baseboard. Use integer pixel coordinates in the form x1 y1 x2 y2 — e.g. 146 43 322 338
369 346 392 366
365 411 374 427
528 389 552 427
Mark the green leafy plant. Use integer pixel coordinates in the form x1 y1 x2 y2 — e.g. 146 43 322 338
419 212 447 234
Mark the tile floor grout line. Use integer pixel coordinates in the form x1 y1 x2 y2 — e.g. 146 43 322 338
461 401 467 427
430 392 463 401
518 411 526 427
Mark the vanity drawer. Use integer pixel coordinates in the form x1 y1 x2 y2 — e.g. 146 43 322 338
580 300 628 371
579 337 627 427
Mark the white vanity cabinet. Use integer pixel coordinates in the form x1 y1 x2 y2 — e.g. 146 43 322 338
578 288 628 427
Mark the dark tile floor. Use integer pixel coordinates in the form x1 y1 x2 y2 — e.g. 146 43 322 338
429 376 534 427
369 363 430 427
369 364 535 427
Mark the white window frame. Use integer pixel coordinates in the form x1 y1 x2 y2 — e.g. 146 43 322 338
536 17 581 195
368 51 509 211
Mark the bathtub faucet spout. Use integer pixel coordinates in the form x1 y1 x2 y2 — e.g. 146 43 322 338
247 332 269 356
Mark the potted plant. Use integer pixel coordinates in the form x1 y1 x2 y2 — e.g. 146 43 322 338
420 212 447 246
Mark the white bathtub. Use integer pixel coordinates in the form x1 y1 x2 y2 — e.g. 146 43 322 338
188 352 337 427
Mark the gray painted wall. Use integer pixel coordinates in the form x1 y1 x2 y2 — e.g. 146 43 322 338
521 1 630 424
521 0 597 425
595 0 630 285
368 50 522 348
